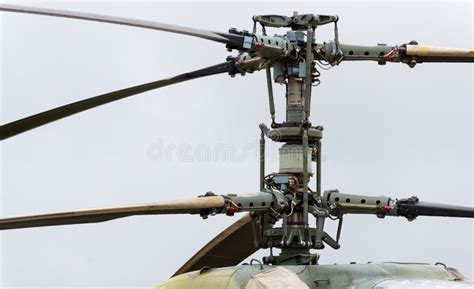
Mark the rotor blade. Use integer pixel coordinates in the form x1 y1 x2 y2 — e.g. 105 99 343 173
173 213 273 276
396 198 474 219
0 4 243 47
0 60 235 141
404 45 474 63
0 196 225 230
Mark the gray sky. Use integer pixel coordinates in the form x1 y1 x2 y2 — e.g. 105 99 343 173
1 0 473 288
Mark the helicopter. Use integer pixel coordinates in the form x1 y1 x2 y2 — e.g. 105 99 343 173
0 1 474 286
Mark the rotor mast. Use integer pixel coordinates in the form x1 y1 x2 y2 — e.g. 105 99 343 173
257 12 334 265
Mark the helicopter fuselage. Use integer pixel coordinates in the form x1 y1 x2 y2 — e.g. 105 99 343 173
156 263 473 289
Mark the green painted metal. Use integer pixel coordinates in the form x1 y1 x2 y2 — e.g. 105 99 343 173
155 263 473 289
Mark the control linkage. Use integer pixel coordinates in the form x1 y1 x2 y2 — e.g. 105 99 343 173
195 189 473 254
223 14 473 75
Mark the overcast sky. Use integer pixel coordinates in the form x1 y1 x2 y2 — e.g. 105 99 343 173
1 0 473 288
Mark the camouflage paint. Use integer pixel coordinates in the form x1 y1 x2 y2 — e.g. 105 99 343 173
155 263 473 289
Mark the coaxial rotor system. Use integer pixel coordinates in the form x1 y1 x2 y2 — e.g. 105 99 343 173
0 4 473 277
